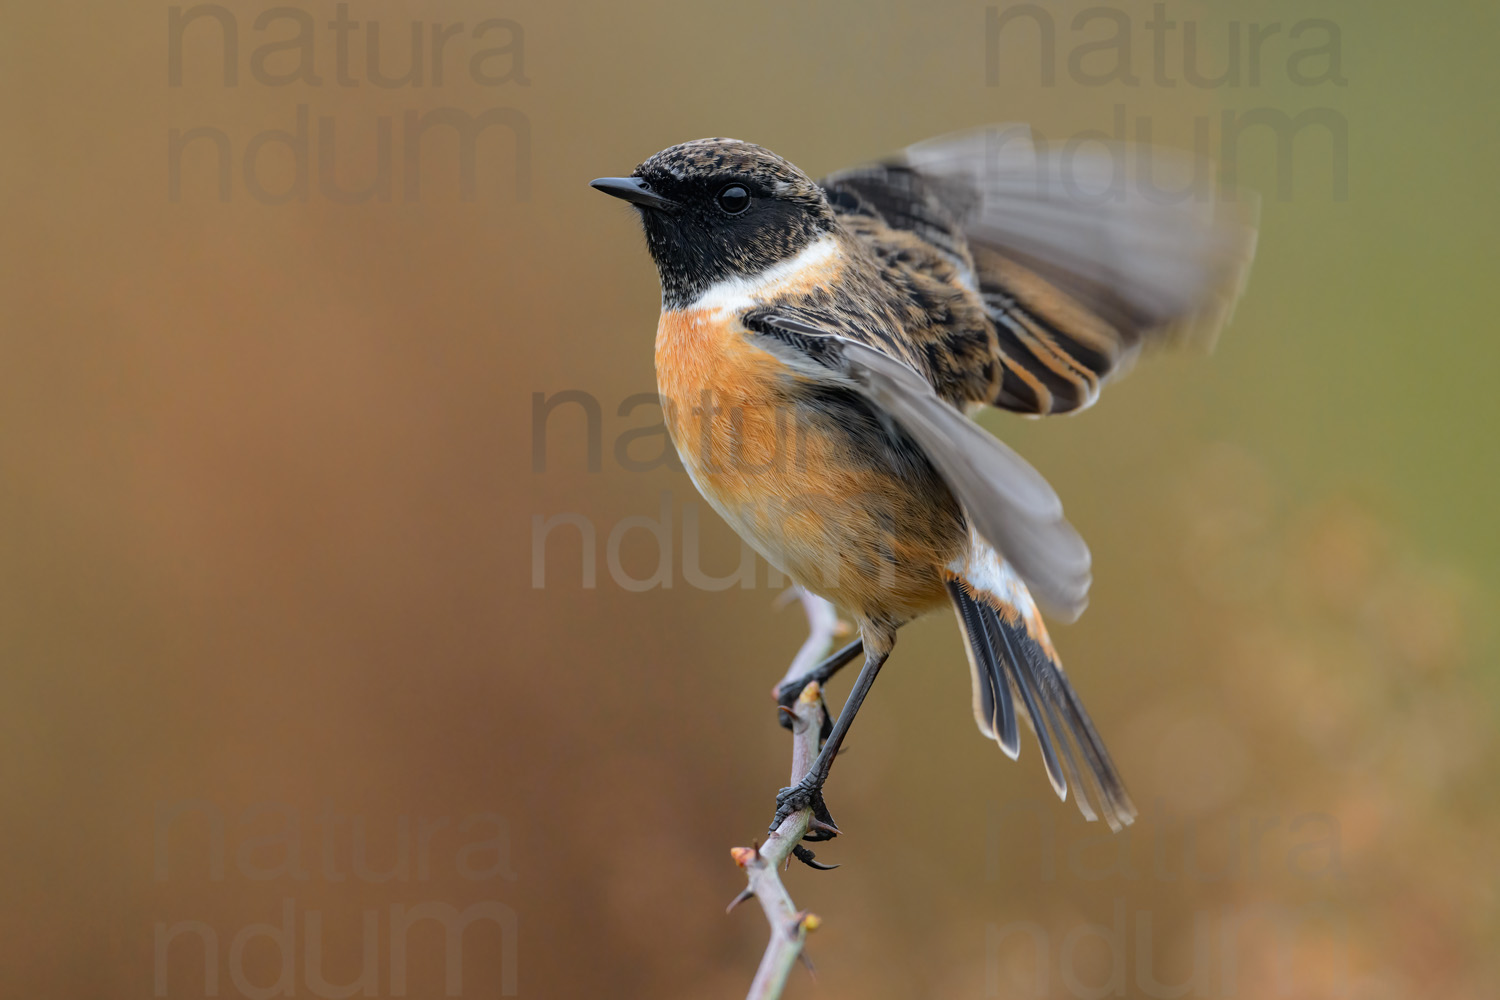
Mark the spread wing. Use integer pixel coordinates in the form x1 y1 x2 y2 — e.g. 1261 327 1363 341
821 123 1259 415
742 309 1091 621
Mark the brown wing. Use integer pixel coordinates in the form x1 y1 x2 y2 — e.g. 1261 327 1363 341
822 124 1259 415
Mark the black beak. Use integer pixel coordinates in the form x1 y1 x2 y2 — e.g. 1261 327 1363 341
590 176 677 211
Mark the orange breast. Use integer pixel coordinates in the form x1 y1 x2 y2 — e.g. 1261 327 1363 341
654 307 807 510
654 308 952 620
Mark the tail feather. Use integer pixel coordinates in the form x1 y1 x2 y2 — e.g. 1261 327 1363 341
947 577 1137 830
983 606 1067 799
1013 631 1103 824
953 583 1019 757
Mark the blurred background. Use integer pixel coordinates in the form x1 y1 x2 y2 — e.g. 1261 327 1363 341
2 1 1496 997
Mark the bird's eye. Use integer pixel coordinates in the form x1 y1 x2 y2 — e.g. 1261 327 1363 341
715 184 751 215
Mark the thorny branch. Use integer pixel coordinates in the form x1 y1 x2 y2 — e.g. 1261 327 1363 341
729 590 847 1000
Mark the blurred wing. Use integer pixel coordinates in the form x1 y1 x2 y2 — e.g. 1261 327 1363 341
742 309 1091 621
822 123 1259 414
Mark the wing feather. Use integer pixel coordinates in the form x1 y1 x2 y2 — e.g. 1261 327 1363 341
822 124 1259 415
744 310 1091 621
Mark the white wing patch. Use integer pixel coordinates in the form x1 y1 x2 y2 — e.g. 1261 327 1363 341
947 527 1056 655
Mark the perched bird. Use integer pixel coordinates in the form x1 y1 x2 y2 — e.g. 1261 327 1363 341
592 126 1256 836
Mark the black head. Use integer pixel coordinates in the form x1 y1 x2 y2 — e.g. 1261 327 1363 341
591 138 837 309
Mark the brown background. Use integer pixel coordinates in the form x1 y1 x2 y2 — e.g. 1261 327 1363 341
2 1 1497 997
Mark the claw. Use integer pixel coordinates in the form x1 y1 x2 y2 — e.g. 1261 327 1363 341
792 844 839 870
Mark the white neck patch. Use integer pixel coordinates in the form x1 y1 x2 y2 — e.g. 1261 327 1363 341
679 235 839 314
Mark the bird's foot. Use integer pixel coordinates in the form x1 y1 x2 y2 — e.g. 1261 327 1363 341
770 773 841 841
791 844 839 870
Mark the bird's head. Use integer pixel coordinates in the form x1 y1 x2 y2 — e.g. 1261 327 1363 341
592 138 836 308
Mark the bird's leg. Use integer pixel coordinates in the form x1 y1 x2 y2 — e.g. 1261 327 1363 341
774 637 864 740
775 637 864 702
769 633 893 838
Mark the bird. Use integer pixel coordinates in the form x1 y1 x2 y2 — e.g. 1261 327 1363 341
591 125 1256 838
